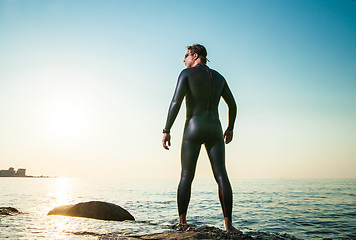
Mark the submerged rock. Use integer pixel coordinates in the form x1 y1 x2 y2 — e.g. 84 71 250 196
47 201 135 221
0 207 21 216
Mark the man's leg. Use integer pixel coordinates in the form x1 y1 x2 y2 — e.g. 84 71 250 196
177 138 201 225
205 139 237 232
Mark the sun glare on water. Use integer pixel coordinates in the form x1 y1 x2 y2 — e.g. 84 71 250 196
49 178 73 207
46 178 81 238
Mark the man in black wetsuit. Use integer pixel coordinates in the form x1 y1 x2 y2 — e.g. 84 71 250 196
162 44 237 232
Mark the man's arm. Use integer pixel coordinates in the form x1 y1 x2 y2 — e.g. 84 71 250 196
221 81 237 144
162 70 188 150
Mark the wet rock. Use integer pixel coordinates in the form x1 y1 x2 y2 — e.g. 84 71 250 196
168 224 253 240
245 230 303 240
0 207 21 216
69 224 306 240
47 201 135 221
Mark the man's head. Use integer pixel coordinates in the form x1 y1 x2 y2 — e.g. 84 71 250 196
184 44 208 68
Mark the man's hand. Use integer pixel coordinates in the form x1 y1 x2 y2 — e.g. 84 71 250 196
162 133 171 150
223 130 233 144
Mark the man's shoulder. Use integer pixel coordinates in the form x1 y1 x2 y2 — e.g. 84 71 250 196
209 68 225 81
178 68 190 76
180 68 190 74
178 68 196 80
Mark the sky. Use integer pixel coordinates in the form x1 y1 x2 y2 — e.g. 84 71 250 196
0 0 355 179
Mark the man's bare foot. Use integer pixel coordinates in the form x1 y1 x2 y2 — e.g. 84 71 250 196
224 217 241 233
226 225 241 233
175 223 192 231
175 213 191 231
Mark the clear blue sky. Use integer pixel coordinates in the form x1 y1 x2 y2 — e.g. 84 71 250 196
0 0 355 178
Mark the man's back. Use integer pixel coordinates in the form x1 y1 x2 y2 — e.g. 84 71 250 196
164 63 236 134
184 64 225 118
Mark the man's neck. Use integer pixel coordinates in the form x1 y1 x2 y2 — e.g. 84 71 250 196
192 59 204 67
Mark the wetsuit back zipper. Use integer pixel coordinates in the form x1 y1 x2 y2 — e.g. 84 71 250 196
206 68 212 113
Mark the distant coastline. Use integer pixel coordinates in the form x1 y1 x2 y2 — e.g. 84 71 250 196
0 167 56 178
0 175 56 178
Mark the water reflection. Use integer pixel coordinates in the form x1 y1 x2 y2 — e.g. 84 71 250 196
48 178 72 208
46 178 80 239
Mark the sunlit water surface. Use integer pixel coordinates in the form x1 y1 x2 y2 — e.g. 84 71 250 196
0 178 355 239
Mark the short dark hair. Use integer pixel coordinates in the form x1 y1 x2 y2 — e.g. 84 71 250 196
187 44 208 64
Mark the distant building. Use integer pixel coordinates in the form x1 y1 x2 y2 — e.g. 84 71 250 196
0 167 26 177
0 170 8 176
16 169 26 176
8 167 15 176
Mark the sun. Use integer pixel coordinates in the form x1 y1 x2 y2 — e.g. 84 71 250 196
45 102 87 138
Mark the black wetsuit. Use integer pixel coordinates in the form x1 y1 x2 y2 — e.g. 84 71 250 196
164 64 237 220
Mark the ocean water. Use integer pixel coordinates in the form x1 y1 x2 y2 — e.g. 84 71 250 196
0 178 355 239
